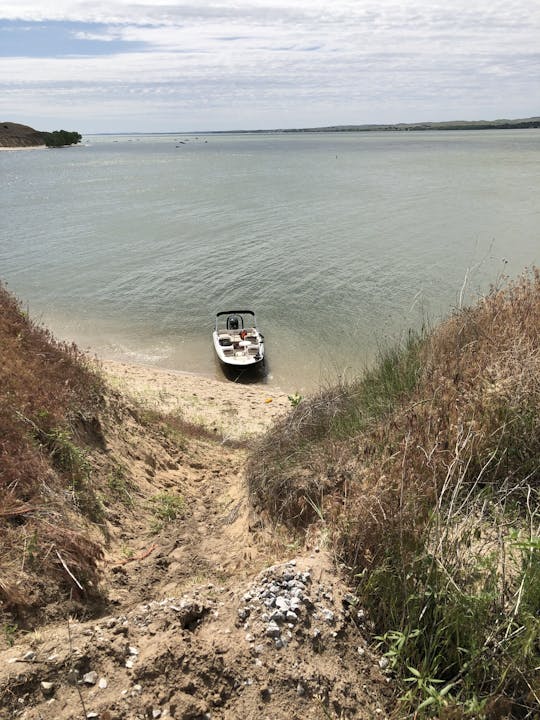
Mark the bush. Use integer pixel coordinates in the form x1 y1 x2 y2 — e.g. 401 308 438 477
44 129 82 147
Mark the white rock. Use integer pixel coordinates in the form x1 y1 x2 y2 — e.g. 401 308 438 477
265 622 281 638
378 657 389 669
275 597 290 612
98 677 108 689
83 671 98 685
128 646 139 656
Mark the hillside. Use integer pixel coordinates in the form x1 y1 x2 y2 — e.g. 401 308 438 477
2 274 538 718
0 284 391 720
0 122 46 148
248 270 540 718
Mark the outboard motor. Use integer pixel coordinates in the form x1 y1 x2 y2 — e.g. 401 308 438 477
227 315 241 330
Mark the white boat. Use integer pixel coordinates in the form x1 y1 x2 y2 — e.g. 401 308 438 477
213 310 265 368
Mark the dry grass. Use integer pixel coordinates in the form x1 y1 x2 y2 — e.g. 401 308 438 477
247 270 540 717
0 284 106 621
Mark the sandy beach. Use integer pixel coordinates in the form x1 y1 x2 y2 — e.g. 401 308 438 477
0 145 46 151
101 359 292 440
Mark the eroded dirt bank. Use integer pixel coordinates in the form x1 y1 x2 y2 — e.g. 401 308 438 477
0 363 392 719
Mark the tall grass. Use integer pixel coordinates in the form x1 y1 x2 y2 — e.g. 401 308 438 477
247 270 540 717
0 284 106 620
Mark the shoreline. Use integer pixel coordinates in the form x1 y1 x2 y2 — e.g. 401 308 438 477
0 145 46 151
100 359 292 440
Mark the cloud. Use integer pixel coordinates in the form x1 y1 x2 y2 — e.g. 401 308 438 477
1 1 539 131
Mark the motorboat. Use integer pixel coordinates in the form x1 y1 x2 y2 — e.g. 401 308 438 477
213 310 265 368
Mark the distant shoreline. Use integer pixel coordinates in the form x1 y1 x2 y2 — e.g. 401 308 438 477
89 116 540 136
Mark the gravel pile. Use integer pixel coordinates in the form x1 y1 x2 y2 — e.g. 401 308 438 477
236 560 365 653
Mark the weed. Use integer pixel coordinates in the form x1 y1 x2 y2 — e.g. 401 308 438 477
107 466 133 506
149 492 186 533
2 623 18 647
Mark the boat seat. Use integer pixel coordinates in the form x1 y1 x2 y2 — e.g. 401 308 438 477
248 345 259 355
219 334 233 347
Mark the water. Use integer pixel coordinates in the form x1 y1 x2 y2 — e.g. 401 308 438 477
1 130 539 391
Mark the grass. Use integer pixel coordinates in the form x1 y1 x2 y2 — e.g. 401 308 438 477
247 270 540 718
247 328 424 526
149 492 186 533
0 283 106 621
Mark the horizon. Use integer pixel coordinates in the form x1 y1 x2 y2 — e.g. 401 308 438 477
1 1 539 134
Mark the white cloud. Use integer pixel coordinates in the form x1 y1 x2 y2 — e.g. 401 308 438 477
1 1 539 131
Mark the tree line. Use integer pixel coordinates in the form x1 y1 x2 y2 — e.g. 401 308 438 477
44 130 82 147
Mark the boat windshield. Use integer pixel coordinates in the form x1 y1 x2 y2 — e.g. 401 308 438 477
215 311 256 333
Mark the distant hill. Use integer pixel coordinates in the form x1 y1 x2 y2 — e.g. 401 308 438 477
275 116 540 133
0 121 46 148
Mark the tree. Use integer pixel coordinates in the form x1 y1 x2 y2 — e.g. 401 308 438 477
44 130 82 148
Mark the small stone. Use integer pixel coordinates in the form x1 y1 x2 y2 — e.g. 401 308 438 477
357 646 365 656
296 682 306 697
275 637 284 649
128 646 139 655
98 677 108 689
245 633 254 643
133 684 142 692
322 609 335 624
275 596 290 612
270 610 285 623
378 657 389 669
40 681 54 696
86 713 99 719
125 658 134 669
22 650 36 661
152 709 162 719
265 622 281 638
286 610 298 623
83 671 98 685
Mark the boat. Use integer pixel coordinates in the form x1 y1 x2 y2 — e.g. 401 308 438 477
213 310 265 368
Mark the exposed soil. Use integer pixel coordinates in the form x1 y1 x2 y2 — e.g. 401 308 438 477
0 365 393 720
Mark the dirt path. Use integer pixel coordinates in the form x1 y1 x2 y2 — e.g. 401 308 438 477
0 365 393 720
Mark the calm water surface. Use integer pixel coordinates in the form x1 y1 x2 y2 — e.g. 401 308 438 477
1 131 539 390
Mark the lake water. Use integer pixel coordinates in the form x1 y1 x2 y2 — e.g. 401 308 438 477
1 130 539 391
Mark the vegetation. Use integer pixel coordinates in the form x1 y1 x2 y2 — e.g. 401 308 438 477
43 129 82 147
247 270 540 718
0 283 105 620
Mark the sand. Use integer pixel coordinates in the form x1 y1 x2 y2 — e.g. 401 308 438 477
101 359 292 440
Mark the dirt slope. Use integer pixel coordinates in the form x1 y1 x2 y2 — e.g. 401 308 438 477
0 122 46 148
0 367 393 719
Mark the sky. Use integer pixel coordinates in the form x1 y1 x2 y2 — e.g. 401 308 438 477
1 1 539 133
